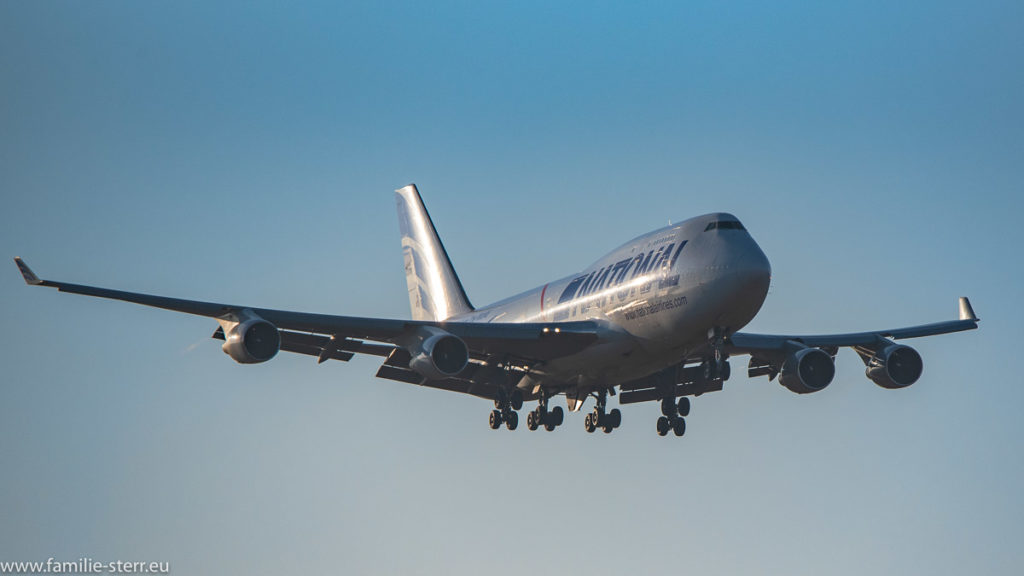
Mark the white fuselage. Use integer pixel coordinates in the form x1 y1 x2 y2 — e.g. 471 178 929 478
451 213 772 390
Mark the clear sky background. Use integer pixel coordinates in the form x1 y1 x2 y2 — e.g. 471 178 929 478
2 1 1021 574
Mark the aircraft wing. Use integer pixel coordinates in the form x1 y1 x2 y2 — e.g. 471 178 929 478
726 297 979 353
614 297 979 405
13 258 601 398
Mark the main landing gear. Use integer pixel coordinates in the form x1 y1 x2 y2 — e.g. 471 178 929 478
488 389 524 430
489 389 564 431
584 389 621 434
656 396 689 437
526 392 564 432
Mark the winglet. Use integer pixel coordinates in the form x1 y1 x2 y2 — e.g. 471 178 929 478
959 297 978 322
13 257 43 285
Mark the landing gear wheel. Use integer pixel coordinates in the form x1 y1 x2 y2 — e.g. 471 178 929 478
661 397 677 417
603 424 614 433
489 410 502 430
673 417 686 437
505 411 518 431
584 413 597 433
657 416 671 436
550 406 564 426
544 421 556 432
609 408 622 428
526 411 539 431
703 356 731 381
677 397 691 417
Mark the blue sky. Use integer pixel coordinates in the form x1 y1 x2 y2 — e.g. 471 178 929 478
2 1 1022 574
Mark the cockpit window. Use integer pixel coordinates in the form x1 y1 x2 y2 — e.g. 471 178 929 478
705 220 745 231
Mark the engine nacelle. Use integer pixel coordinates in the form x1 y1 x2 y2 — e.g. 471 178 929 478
779 347 835 394
221 310 280 364
866 344 922 389
404 326 469 380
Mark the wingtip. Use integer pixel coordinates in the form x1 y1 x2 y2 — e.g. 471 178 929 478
959 297 978 322
13 257 43 285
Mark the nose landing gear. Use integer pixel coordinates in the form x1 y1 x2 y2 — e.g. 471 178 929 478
654 334 729 438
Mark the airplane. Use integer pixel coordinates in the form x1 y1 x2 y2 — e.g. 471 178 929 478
13 184 979 437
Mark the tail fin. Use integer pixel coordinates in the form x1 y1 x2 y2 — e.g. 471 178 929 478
394 184 474 321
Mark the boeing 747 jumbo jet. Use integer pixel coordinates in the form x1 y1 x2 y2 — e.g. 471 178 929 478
15 185 979 437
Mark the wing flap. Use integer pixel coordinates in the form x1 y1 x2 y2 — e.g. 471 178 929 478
211 327 395 362
376 364 423 384
375 362 496 399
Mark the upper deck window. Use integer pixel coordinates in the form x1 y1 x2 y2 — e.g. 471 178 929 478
704 220 746 231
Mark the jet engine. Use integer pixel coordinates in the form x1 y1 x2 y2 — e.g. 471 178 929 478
404 326 469 380
779 347 835 394
221 310 280 364
865 344 922 389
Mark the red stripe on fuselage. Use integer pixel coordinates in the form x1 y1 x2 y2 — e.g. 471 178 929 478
540 283 548 313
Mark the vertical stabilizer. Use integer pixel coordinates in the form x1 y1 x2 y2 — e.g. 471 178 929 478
395 184 474 321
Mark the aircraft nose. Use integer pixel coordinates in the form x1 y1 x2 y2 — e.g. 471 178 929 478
741 245 772 294
748 246 771 281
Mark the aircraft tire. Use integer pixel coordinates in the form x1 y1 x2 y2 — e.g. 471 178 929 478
661 397 676 417
584 413 596 433
526 411 538 431
489 410 502 430
673 417 686 437
657 416 671 436
609 408 622 428
550 406 564 426
677 397 691 417
505 411 518 431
